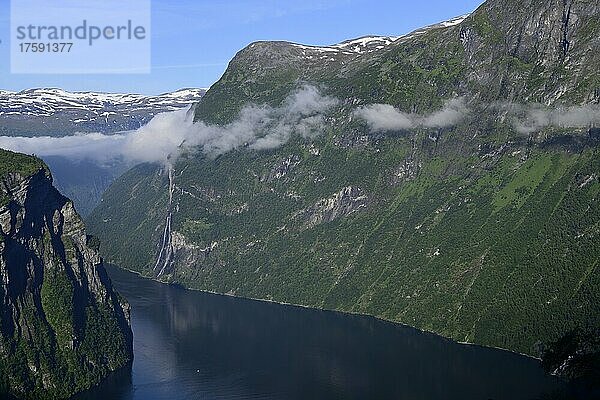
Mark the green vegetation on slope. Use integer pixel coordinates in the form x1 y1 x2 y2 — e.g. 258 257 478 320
0 149 47 207
0 149 46 178
88 0 600 357
89 121 600 356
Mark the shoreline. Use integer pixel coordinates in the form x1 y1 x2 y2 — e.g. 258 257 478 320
106 263 543 363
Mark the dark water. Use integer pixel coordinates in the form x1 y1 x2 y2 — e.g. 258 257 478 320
77 266 578 400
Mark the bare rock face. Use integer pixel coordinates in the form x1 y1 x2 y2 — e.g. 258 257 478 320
0 155 133 399
170 232 218 273
460 0 600 103
296 186 368 229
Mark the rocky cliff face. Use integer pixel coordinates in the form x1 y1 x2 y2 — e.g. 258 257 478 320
459 0 600 104
88 0 600 357
0 150 132 399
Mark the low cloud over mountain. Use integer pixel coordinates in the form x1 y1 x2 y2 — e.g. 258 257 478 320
0 85 338 166
354 98 469 131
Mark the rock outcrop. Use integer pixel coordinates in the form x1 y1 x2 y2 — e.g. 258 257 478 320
295 186 368 229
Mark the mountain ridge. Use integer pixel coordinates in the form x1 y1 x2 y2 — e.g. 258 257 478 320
248 14 470 57
0 88 206 137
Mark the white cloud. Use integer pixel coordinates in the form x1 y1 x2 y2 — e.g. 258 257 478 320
511 104 600 134
354 97 469 131
188 84 338 157
0 132 129 164
422 98 468 128
121 108 198 163
354 104 414 131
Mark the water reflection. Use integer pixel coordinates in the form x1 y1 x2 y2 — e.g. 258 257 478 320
76 266 577 400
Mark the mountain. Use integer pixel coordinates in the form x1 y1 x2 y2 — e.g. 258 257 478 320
0 88 206 137
88 0 600 357
0 149 133 399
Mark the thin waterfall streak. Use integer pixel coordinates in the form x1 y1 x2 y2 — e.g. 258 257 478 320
154 166 175 276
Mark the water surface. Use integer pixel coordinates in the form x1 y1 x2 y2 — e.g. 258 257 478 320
77 265 576 400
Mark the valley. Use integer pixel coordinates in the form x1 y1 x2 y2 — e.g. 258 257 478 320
1 0 599 398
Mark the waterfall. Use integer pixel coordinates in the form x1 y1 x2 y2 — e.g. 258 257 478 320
153 165 175 277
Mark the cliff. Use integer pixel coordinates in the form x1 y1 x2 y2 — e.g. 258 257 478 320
0 149 132 399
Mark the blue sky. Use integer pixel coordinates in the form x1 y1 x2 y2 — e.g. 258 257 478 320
0 0 483 94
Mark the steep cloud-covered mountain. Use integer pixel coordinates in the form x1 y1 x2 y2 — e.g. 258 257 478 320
0 88 206 137
88 0 600 357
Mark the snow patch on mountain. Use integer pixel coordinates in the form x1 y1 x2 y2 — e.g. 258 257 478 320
0 88 206 118
286 13 470 56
